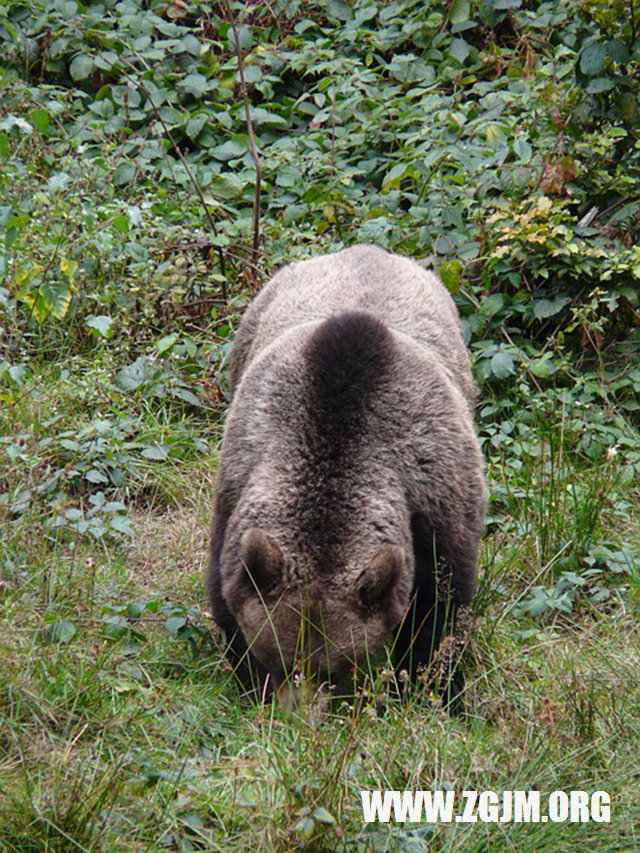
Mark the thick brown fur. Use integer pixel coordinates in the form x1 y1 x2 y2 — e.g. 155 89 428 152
208 245 486 704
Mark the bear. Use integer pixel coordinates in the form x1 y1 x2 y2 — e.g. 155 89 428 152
207 244 486 708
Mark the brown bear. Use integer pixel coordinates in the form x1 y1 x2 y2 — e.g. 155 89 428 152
207 244 486 708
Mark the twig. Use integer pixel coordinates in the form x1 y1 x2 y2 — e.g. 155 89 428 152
591 193 640 225
330 85 336 179
224 247 269 281
226 1 262 280
10 231 66 358
134 79 228 299
458 285 482 311
501 324 544 394
115 49 229 299
533 131 565 193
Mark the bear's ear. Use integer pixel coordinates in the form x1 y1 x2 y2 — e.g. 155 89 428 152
240 528 284 595
357 545 404 610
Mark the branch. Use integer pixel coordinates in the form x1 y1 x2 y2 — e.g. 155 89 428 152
226 1 262 280
136 79 228 300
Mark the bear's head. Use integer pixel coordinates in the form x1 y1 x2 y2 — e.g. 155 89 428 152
223 527 411 708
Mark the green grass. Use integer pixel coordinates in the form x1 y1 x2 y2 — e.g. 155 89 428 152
1 365 639 853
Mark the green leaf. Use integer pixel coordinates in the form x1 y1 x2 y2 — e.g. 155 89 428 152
114 162 136 185
28 109 49 133
243 64 262 84
326 0 352 21
209 172 246 199
156 333 179 354
231 24 253 51
85 314 114 338
312 807 336 826
0 132 9 160
449 39 470 64
513 137 532 163
112 214 129 233
103 501 126 513
530 356 555 379
450 0 470 24
295 817 316 840
208 137 248 161
439 259 462 293
180 34 201 55
382 162 413 191
533 296 568 320
181 73 208 98
249 107 288 128
165 616 187 637
110 515 135 537
616 90 636 123
579 42 606 77
47 172 71 193
86 469 109 484
170 386 202 407
586 77 615 94
186 114 207 140
183 337 198 358
141 445 169 461
490 351 515 379
50 620 77 643
387 55 435 84
606 39 629 65
20 279 74 324
103 615 129 641
115 357 157 391
70 54 95 81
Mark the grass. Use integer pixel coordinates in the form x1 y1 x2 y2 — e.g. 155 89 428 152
1 361 639 853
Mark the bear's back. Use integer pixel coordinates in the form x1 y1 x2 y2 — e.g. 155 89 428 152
230 245 475 406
